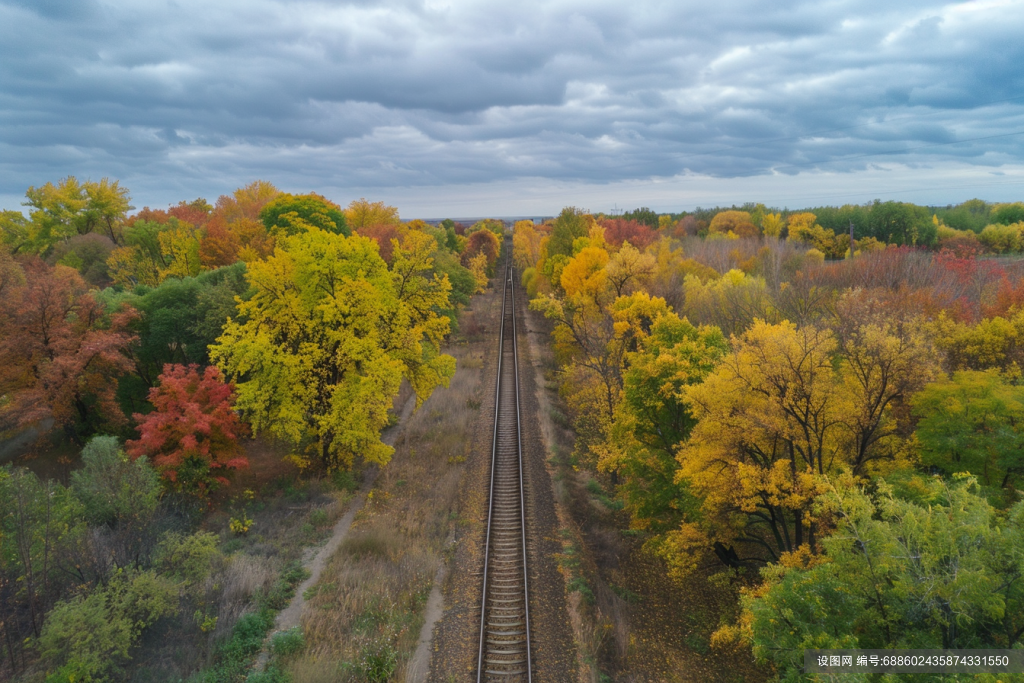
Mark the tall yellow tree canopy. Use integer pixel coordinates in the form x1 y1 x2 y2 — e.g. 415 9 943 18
210 227 455 470
344 198 401 230
666 316 936 577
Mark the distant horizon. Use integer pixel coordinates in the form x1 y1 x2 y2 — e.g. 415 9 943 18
4 164 1022 222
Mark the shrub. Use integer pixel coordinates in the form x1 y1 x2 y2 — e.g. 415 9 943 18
71 435 161 526
152 531 221 586
358 637 398 683
978 222 1022 253
40 570 176 681
270 627 306 660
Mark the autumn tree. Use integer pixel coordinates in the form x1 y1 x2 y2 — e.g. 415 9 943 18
166 198 212 228
729 477 1024 678
126 364 249 496
157 220 203 280
1 209 33 253
600 312 727 534
198 216 240 267
0 262 137 439
462 228 500 274
978 222 1022 253
761 212 784 238
22 177 133 253
512 220 543 270
668 317 935 577
709 210 758 238
681 269 776 337
344 198 400 230
211 228 455 471
260 193 349 237
357 223 406 263
214 180 280 224
929 309 1024 373
600 218 658 250
532 239 658 464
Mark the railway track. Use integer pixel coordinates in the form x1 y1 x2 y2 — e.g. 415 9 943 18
476 249 532 682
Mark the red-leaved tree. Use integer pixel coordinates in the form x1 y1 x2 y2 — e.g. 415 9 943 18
127 363 249 495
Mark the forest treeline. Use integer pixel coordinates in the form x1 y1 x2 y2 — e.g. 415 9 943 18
0 178 506 681
515 202 1024 680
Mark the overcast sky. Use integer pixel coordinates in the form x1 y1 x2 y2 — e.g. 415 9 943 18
2 0 1023 217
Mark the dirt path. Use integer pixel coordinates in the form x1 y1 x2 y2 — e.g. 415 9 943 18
405 561 448 682
254 394 418 669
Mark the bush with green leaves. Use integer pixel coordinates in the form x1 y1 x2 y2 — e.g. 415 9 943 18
152 530 222 587
912 369 1024 498
40 569 176 682
737 476 1024 681
71 435 161 526
269 627 305 660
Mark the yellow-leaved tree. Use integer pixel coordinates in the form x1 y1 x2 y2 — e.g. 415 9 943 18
531 241 656 466
665 315 936 578
211 228 455 470
344 198 401 230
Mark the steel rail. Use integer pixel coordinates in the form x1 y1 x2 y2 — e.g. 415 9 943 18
475 245 532 682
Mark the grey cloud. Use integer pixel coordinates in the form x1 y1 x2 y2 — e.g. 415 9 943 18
1 0 1023 210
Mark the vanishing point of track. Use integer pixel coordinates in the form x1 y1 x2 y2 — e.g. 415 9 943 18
476 246 533 682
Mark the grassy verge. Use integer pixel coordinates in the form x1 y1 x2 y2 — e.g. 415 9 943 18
280 306 491 682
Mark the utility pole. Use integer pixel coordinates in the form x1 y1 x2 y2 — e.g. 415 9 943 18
849 220 855 259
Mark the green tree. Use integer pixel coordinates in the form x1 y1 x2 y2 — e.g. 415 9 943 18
0 467 86 646
600 313 727 533
39 569 176 682
99 263 248 412
991 202 1024 226
731 476 1024 680
259 193 349 237
912 369 1024 495
22 177 133 254
869 200 934 246
72 436 161 526
71 436 162 568
547 207 591 259
622 206 659 229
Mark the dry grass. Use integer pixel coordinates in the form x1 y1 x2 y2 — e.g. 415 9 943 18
285 315 490 680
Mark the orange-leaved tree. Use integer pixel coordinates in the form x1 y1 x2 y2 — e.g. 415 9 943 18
127 363 249 496
0 259 138 439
